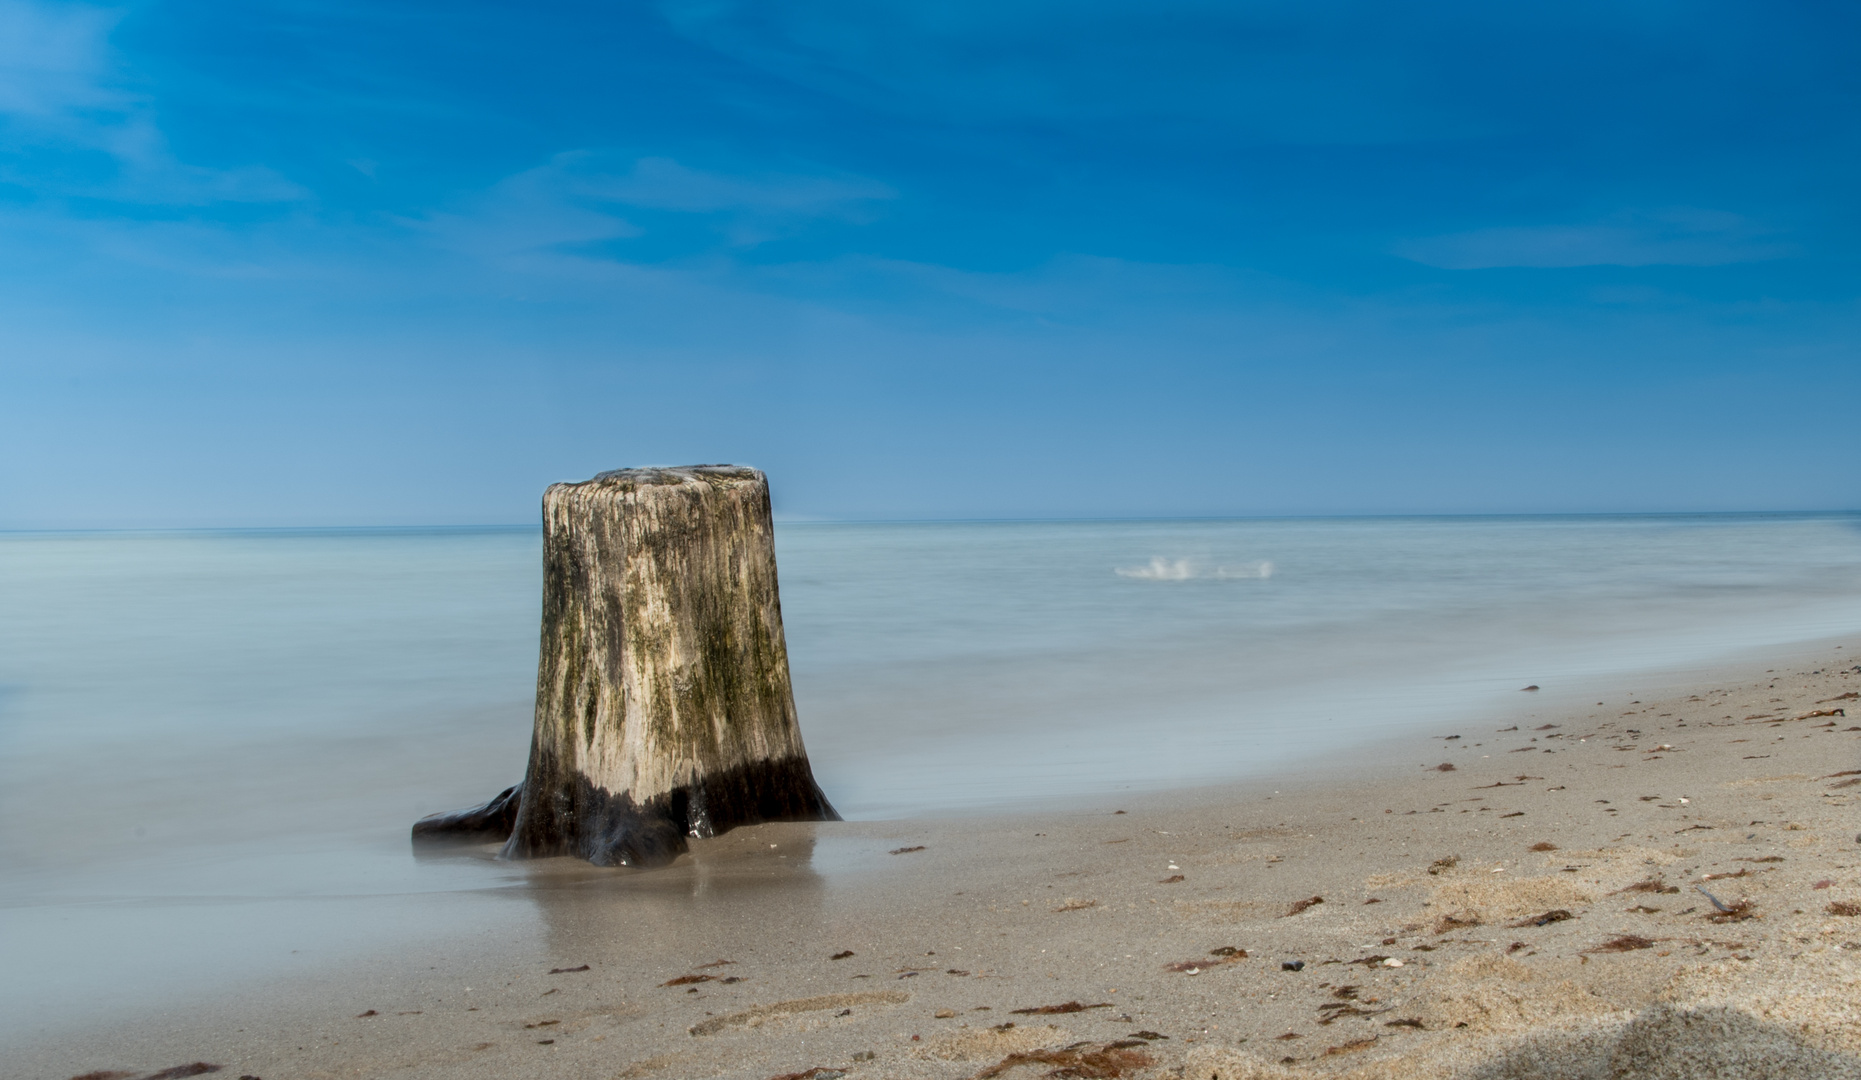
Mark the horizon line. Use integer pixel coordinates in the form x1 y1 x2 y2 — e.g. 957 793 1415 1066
1 507 1857 537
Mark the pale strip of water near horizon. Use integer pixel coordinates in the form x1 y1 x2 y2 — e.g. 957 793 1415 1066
3 513 1861 1042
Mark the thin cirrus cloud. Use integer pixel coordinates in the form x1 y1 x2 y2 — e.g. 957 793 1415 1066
0 0 119 119
414 151 896 265
0 0 303 207
653 0 1483 143
583 155 895 217
1394 210 1793 270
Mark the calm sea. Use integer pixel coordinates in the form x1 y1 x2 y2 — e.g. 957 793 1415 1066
3 514 1860 1036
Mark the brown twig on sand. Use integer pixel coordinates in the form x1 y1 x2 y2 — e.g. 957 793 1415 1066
1165 948 1248 972
1325 1036 1379 1055
1285 896 1325 916
1318 1004 1390 1026
1009 1001 1114 1015
1752 707 1845 725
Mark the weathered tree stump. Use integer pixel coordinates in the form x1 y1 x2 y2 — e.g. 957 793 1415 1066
413 465 836 866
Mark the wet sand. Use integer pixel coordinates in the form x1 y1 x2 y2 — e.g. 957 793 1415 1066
17 639 1861 1080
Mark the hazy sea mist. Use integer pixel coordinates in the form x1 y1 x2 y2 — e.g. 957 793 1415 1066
3 513 1860 1036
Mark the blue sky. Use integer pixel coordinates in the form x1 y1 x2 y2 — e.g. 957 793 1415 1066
1 0 1856 526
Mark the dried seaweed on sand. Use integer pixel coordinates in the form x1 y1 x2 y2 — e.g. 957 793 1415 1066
968 1042 1153 1079
1587 935 1657 953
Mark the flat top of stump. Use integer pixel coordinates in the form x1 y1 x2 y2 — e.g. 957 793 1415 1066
579 465 763 492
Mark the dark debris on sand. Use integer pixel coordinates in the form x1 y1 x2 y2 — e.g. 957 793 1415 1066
1506 909 1575 928
1588 935 1657 953
1615 877 1680 895
969 1042 1153 1080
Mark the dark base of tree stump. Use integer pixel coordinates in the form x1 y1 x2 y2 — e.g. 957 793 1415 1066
411 784 524 846
411 759 836 867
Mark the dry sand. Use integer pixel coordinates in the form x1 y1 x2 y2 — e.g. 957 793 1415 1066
20 640 1861 1080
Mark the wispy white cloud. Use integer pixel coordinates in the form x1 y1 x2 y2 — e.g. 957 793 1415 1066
414 158 644 263
415 150 894 263
0 0 121 117
0 0 304 205
580 155 893 216
1394 209 1792 269
653 0 1489 144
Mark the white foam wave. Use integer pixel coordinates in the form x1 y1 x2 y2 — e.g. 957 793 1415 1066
1114 558 1274 581
1115 557 1197 580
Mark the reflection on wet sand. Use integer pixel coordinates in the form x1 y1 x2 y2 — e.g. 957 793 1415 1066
523 824 831 977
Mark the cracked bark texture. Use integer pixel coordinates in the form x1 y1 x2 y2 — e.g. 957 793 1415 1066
415 465 836 866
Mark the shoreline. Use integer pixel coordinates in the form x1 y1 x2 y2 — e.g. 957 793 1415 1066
14 634 1861 1079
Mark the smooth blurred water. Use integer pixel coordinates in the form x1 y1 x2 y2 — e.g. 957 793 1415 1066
784 514 1861 815
3 514 1861 1035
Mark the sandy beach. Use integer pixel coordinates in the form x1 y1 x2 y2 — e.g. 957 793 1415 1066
6 0 1852 1073
19 637 1861 1080
7 0 1855 1076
